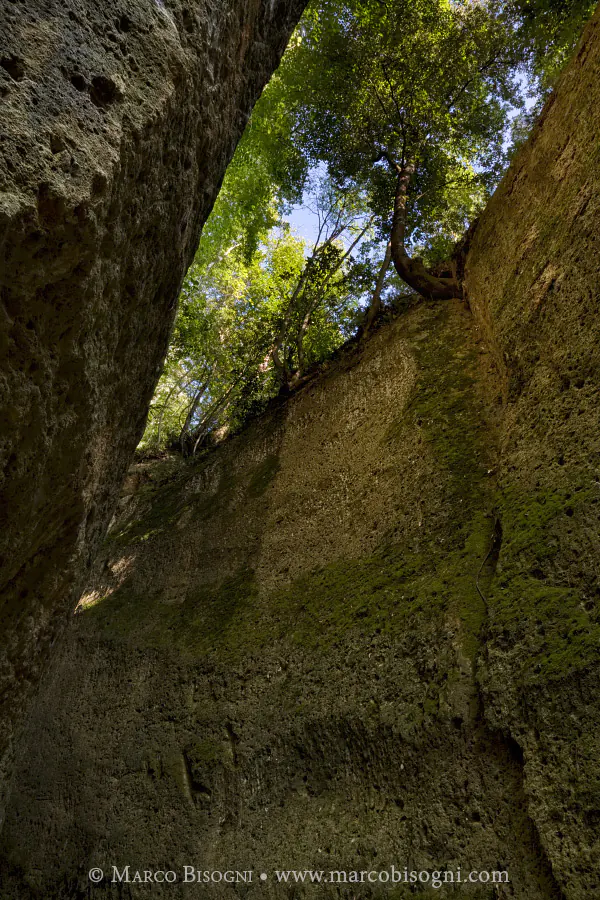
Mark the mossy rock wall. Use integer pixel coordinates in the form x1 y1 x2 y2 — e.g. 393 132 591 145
0 0 305 822
0 302 564 898
3 6 600 899
465 8 600 895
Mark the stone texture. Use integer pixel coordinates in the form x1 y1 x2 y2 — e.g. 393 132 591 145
2 4 600 898
0 302 564 898
0 0 305 821
465 10 600 896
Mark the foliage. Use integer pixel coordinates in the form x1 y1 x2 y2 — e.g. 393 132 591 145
506 0 596 156
285 0 528 298
141 186 369 454
513 0 596 89
195 59 308 267
269 179 375 388
141 0 596 453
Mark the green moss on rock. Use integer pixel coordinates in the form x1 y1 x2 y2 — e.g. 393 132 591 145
85 303 496 675
488 480 600 683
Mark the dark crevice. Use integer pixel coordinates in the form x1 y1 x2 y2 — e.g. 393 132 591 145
496 728 566 899
476 514 503 608
506 734 525 766
473 633 566 898
1 55 25 81
470 685 567 899
182 749 212 799
90 75 120 109
70 73 87 92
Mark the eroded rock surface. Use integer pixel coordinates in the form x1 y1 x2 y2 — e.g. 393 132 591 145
1 4 600 899
464 9 600 894
0 0 305 819
0 302 565 898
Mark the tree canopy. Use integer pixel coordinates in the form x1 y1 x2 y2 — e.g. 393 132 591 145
139 0 595 455
515 0 596 88
285 0 527 299
142 180 374 453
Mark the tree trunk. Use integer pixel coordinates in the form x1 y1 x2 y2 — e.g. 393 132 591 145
359 241 393 339
180 385 208 453
271 259 315 390
390 165 462 301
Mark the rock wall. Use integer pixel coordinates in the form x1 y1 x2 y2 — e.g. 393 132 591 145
0 0 305 820
463 8 600 894
0 300 566 899
2 5 600 899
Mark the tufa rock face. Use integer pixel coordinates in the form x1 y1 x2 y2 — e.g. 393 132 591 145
464 8 600 895
0 0 305 820
2 7 600 897
2 5 600 899
0 301 566 898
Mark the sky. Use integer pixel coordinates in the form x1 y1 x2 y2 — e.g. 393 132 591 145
287 203 323 247
285 71 540 249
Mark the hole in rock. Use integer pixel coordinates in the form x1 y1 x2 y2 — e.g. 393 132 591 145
182 9 195 32
116 14 132 32
90 75 119 108
1 55 25 80
71 73 87 92
49 134 66 154
506 736 524 765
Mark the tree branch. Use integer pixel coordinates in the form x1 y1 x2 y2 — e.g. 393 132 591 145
388 163 462 300
358 240 392 338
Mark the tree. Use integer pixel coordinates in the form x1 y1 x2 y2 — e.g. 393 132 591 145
140 179 370 453
269 180 373 389
141 0 597 454
513 0 596 89
194 51 309 273
287 0 525 300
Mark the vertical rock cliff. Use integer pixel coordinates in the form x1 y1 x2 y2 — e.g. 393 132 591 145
0 0 305 819
1 5 599 899
3 301 563 899
464 9 600 893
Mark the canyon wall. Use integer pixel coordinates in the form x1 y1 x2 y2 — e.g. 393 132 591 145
1 5 599 899
0 0 305 820
2 300 562 898
463 9 600 892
